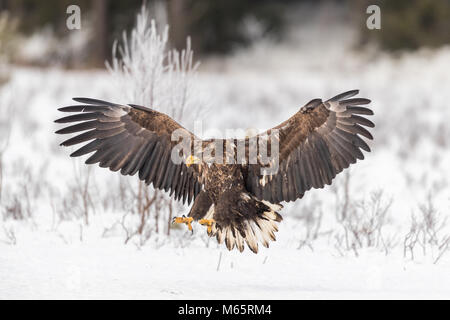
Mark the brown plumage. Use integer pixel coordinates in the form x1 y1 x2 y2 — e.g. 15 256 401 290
55 90 374 253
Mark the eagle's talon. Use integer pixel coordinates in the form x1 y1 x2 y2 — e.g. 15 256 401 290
172 216 193 232
199 219 215 234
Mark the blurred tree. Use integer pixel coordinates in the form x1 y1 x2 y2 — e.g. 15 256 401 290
1 0 292 64
10 0 450 66
0 11 18 84
173 0 289 54
1 0 90 35
92 0 108 67
167 0 187 51
359 0 450 50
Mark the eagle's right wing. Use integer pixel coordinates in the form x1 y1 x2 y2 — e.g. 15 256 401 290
55 98 202 205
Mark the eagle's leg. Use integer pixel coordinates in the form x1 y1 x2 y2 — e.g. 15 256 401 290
199 219 215 234
172 215 194 233
188 190 214 234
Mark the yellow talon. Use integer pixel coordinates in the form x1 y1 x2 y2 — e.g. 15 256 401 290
172 216 194 232
199 219 215 234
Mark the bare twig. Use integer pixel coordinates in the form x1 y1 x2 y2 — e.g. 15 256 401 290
404 194 450 264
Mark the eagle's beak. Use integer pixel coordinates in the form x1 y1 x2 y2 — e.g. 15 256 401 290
186 155 200 167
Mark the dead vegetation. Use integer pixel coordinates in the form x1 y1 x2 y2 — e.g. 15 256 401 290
404 194 450 264
295 171 397 258
294 196 326 252
100 176 183 247
335 190 395 256
333 178 395 257
292 169 450 264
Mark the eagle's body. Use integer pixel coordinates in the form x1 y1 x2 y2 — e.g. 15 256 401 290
202 163 245 201
55 90 374 253
191 163 282 252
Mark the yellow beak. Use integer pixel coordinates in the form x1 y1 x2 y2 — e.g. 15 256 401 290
186 155 200 167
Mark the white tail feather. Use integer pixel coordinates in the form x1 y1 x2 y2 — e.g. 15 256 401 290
211 203 282 253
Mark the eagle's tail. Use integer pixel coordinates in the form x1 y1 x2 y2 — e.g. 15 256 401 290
208 192 283 253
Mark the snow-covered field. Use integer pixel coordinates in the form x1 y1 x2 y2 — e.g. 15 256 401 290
1 15 450 299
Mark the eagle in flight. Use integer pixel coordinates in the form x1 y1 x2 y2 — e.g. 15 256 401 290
55 90 374 253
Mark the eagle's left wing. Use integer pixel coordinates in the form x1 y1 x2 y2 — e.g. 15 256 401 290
244 90 375 203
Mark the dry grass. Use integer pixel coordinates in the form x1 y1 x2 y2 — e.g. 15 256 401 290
404 194 450 264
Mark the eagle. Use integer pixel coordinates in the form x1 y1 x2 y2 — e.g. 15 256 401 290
55 90 374 253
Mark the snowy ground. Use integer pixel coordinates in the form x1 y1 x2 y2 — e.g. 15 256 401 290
1 15 450 299
3 243 450 299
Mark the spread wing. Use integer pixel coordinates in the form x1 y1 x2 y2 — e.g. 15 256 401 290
55 98 202 205
244 90 375 203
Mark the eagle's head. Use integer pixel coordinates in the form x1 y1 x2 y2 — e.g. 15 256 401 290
185 155 202 168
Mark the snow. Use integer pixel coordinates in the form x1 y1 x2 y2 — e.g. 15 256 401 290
1 11 450 299
2 242 450 299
